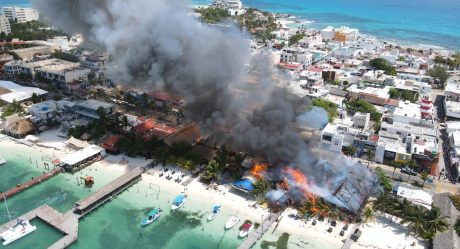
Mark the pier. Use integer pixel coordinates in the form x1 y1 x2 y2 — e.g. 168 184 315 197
238 212 282 249
0 167 145 248
0 205 78 249
74 167 145 216
0 168 62 201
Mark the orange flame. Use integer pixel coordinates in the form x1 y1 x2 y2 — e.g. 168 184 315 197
251 163 268 179
283 167 317 202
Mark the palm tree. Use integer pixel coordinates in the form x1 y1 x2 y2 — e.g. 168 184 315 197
363 207 375 223
418 206 449 240
390 161 402 177
365 150 375 162
373 192 391 213
252 179 270 198
406 160 418 181
454 217 460 236
201 160 222 183
419 172 430 187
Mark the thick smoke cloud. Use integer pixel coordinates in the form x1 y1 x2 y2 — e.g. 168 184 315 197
33 0 376 205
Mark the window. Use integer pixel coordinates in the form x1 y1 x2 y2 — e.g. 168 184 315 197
322 135 332 142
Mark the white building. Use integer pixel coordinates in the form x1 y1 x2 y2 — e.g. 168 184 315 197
352 112 370 130
280 47 313 67
298 34 322 49
4 59 91 86
0 15 11 35
1 7 39 23
444 78 460 120
74 99 115 119
320 26 335 40
0 80 47 103
332 47 361 59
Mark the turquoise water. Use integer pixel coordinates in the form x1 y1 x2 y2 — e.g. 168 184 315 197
4 0 460 49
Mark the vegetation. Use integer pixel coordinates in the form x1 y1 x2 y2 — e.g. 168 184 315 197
343 99 382 122
373 193 448 240
369 58 397 76
455 217 460 237
449 195 460 211
252 179 270 198
375 167 392 192
420 172 430 187
388 88 419 103
364 150 375 161
0 21 67 41
201 160 222 183
195 7 230 24
390 161 403 177
52 51 79 63
363 207 375 222
288 32 305 46
312 98 338 122
427 67 449 87
0 101 25 118
236 8 278 41
433 53 460 70
342 145 357 157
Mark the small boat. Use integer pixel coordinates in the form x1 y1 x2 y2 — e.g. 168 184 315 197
0 157 5 165
238 222 253 237
171 193 186 210
207 205 221 221
0 219 37 246
140 208 163 226
225 215 240 229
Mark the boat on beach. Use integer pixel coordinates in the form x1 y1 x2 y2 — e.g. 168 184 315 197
171 193 186 210
238 222 253 237
0 219 37 246
207 205 221 221
225 215 240 229
140 208 163 226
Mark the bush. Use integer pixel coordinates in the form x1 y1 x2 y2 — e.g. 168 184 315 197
369 58 397 76
312 99 338 122
450 195 460 211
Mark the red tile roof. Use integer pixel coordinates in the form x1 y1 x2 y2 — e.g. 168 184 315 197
133 119 156 134
101 135 120 152
385 99 400 107
148 91 183 105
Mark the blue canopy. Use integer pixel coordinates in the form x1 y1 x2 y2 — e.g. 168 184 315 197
174 194 185 205
212 205 221 213
232 179 255 192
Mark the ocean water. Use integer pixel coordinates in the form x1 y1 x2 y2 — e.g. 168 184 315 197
1 141 333 249
5 0 460 49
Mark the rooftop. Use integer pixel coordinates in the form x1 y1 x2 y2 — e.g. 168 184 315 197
0 80 47 103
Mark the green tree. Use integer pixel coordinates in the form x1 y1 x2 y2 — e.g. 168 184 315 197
406 159 418 181
201 160 222 183
312 99 338 122
343 146 357 157
365 150 375 161
252 179 270 198
427 67 449 88
388 88 400 99
390 161 402 177
288 32 305 46
363 207 375 223
420 172 430 187
52 51 79 62
196 7 230 24
369 58 397 76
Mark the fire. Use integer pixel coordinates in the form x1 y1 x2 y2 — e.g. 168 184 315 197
283 167 316 202
251 163 268 179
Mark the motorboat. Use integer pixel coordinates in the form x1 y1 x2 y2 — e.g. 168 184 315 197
171 193 186 210
224 215 240 229
238 222 253 237
0 219 37 246
207 205 221 221
140 208 163 226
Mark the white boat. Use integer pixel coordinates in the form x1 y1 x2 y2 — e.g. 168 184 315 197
171 193 186 210
207 205 221 221
225 215 240 229
238 222 253 237
0 219 37 246
0 157 5 165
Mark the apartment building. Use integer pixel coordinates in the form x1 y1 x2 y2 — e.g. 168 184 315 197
0 15 11 35
280 47 313 67
1 7 39 23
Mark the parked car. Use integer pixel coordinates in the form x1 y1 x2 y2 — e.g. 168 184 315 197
400 167 417 176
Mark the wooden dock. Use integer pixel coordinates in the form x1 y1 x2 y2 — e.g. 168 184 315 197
0 205 78 249
238 212 282 249
0 168 62 201
74 167 145 216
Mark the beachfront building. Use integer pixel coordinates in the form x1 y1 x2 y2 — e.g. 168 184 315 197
320 26 359 42
74 99 115 120
332 47 362 59
1 7 39 23
280 47 313 68
212 0 244 16
298 33 322 49
7 46 57 60
0 114 34 138
0 80 47 103
132 118 177 140
0 15 11 35
27 100 75 122
59 145 105 172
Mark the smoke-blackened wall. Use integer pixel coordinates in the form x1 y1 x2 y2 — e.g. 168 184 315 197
33 0 376 204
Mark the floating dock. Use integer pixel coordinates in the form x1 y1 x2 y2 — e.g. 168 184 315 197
0 168 62 201
0 205 78 249
238 212 281 249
